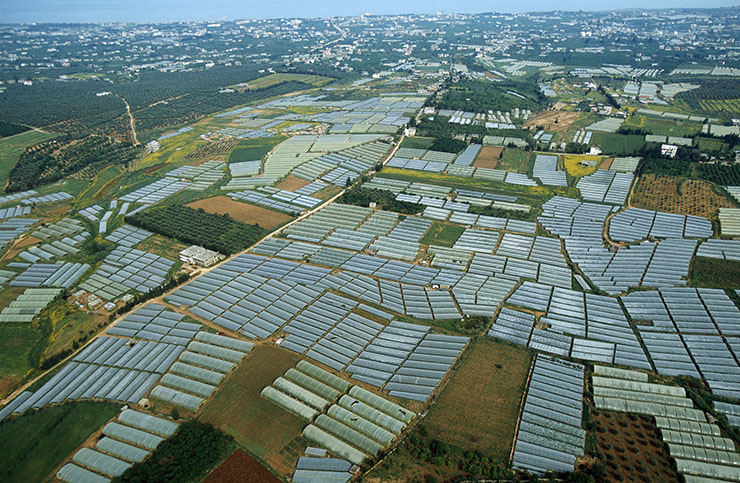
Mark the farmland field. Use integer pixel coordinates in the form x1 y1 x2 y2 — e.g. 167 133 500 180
127 204 268 255
524 110 580 132
689 257 740 289
186 195 293 230
275 175 310 191
0 401 119 483
422 338 533 460
591 410 680 482
376 168 572 210
0 130 57 190
204 449 280 483
473 146 503 169
563 154 602 178
400 136 435 149
0 325 41 398
622 115 701 137
698 98 740 116
632 174 733 217
233 73 333 91
496 149 531 173
228 137 286 163
198 344 306 476
419 222 464 247
591 133 645 155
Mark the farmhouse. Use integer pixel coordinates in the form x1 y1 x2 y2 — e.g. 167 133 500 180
179 245 222 267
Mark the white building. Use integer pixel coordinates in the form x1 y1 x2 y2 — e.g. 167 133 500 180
661 143 679 158
179 245 222 267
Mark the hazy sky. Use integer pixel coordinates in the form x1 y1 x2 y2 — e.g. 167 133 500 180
1 0 738 23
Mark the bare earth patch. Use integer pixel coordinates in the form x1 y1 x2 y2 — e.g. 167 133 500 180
524 110 580 132
474 146 504 169
186 196 292 230
204 449 280 483
276 175 310 191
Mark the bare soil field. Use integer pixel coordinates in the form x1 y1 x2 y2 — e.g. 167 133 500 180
422 338 533 460
632 174 733 217
204 449 280 483
598 157 614 170
474 146 504 169
275 175 310 191
198 344 305 477
524 110 580 132
592 410 680 482
186 196 292 230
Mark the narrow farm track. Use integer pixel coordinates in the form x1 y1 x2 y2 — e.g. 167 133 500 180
117 94 139 146
1 135 404 406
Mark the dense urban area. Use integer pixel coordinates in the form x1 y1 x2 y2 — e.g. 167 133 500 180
1 7 740 482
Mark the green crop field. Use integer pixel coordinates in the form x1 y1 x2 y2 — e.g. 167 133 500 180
0 401 119 483
0 130 57 191
420 222 464 247
0 325 41 398
689 257 740 289
228 137 286 163
623 115 701 137
592 132 645 155
401 136 435 149
496 149 531 173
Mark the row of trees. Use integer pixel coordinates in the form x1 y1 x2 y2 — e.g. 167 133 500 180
126 206 268 256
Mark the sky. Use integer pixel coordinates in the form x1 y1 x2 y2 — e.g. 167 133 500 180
1 0 738 23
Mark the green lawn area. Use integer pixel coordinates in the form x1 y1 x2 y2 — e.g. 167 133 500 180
0 401 119 483
401 136 435 149
689 257 740 289
496 149 531 173
228 137 286 163
420 222 464 247
0 130 57 190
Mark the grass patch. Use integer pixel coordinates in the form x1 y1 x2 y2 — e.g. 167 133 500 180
400 136 435 149
496 149 531 173
0 130 57 190
591 132 645 155
233 73 333 90
563 154 602 178
0 401 119 483
76 165 123 205
422 338 533 459
689 256 740 289
198 344 305 476
419 223 464 247
0 325 41 397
